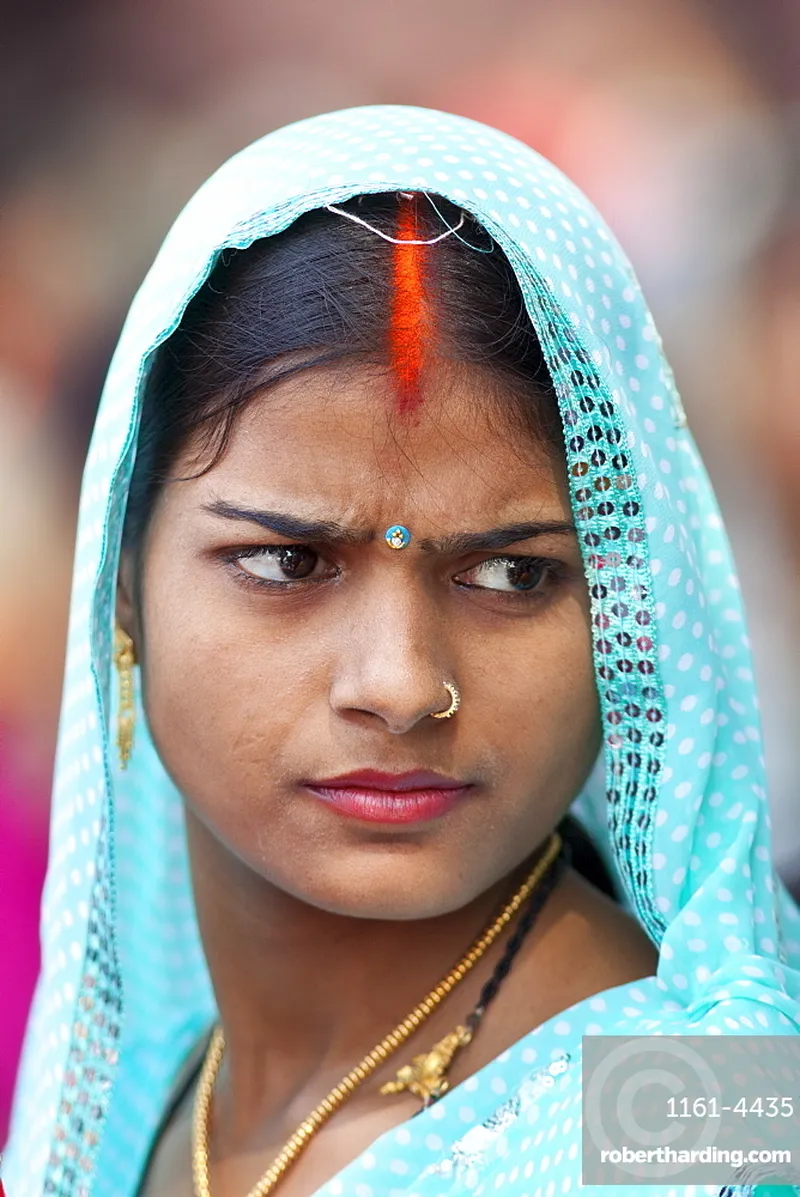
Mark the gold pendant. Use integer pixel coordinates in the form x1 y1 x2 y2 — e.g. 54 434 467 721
379 1025 473 1104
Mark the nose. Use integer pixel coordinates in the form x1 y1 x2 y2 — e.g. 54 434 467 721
328 577 456 735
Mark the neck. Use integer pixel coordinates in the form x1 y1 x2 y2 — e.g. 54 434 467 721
185 811 530 1129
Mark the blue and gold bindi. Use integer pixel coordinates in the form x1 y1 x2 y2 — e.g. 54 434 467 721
384 524 412 550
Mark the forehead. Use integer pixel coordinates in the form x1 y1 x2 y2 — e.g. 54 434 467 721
180 360 569 524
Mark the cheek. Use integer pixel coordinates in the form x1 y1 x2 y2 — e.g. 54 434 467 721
487 595 600 779
136 546 310 807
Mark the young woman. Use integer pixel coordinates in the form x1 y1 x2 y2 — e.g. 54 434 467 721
4 105 799 1197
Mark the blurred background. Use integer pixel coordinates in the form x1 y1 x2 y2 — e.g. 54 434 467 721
1 0 799 1141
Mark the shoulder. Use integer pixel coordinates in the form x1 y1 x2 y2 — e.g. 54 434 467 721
470 867 659 1072
540 868 659 994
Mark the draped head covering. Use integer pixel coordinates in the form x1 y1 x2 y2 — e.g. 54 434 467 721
5 104 800 1197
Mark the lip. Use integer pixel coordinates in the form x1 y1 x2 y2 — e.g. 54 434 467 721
303 769 473 825
310 769 467 791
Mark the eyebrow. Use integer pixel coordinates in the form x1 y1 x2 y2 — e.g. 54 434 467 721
424 521 576 555
204 500 576 554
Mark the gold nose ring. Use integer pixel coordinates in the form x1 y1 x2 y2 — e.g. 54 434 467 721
430 681 461 720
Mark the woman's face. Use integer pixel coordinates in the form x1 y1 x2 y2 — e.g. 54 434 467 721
122 360 601 918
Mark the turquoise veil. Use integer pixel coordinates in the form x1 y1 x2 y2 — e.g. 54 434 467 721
5 105 800 1196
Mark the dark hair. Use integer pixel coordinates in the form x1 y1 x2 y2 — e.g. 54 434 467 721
123 192 562 549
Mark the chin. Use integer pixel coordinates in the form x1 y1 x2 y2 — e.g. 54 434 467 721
271 850 485 922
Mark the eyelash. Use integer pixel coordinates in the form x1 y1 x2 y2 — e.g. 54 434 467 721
225 545 567 602
456 556 567 600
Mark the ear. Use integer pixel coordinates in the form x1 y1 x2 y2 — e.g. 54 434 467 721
116 547 140 647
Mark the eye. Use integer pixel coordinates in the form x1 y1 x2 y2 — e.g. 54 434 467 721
234 545 330 584
456 556 557 594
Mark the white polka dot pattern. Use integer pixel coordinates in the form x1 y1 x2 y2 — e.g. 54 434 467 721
4 105 799 1197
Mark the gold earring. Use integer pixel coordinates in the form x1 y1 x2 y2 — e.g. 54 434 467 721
114 624 136 769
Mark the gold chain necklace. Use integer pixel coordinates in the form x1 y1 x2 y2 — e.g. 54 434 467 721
192 831 561 1197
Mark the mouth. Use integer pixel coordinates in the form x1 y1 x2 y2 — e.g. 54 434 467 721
302 769 474 825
